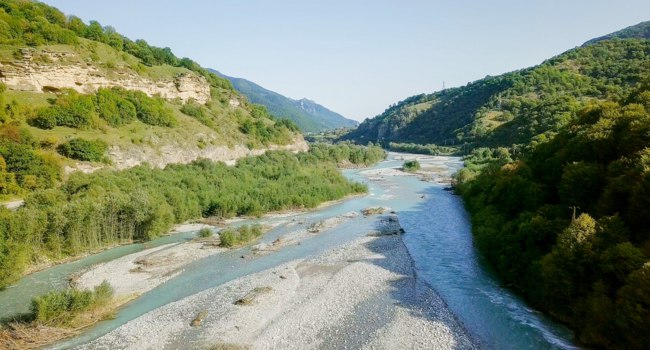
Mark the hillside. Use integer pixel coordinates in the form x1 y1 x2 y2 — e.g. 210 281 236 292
584 20 650 45
339 21 650 350
213 70 357 132
442 23 650 350
457 84 650 350
0 0 305 198
342 22 650 150
0 0 390 304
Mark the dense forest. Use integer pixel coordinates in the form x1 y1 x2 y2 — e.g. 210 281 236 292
343 22 650 350
0 143 385 289
342 24 650 150
456 86 650 349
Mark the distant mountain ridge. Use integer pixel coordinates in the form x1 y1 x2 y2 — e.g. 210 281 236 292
342 21 650 148
211 70 357 132
583 20 650 45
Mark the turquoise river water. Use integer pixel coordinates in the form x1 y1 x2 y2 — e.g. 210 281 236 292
0 153 579 349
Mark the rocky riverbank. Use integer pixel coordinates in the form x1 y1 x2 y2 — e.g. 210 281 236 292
75 214 480 350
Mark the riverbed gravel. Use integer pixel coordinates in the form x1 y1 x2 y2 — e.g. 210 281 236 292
75 214 480 350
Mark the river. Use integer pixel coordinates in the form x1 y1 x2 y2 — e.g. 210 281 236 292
0 153 578 349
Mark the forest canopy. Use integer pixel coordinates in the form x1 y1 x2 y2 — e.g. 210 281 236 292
456 86 650 349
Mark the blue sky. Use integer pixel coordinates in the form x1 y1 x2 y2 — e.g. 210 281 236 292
45 1 650 121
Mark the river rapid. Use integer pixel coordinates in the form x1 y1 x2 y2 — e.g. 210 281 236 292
0 153 578 349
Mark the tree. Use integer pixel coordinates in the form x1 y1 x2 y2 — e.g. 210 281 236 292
84 20 105 42
615 263 650 350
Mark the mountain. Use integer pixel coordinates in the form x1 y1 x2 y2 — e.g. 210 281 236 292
212 70 357 132
0 0 304 197
583 20 650 45
342 21 650 150
428 23 649 350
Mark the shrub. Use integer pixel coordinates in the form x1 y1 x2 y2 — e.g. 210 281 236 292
403 160 421 172
96 88 137 127
57 138 108 162
218 224 264 248
181 102 214 128
198 227 213 238
0 148 373 288
92 280 114 305
39 136 59 149
30 281 114 326
31 288 93 324
219 228 237 247
30 88 176 129
127 91 177 127
51 91 97 129
29 108 58 129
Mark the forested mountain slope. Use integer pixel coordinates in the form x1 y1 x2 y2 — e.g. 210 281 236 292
457 85 650 350
0 0 303 198
213 70 357 132
342 22 649 150
584 20 650 45
342 21 650 350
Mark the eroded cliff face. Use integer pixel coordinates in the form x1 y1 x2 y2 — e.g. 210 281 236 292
65 137 310 174
0 49 211 103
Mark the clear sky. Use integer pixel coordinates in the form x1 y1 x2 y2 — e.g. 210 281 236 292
44 0 650 121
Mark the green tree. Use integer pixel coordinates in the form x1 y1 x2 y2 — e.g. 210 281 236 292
615 263 650 350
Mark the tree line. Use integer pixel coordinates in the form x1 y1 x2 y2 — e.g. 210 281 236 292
0 143 385 289
0 0 232 90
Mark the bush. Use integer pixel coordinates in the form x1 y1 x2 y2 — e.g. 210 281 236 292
30 88 176 129
57 138 108 162
31 288 92 324
181 102 214 128
218 228 237 247
50 91 98 129
28 108 58 129
127 91 177 127
0 149 369 288
93 280 114 305
219 224 264 248
403 160 421 172
96 88 137 127
198 227 213 238
30 281 114 326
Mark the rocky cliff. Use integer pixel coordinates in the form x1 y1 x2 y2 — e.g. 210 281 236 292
0 48 211 103
65 137 310 174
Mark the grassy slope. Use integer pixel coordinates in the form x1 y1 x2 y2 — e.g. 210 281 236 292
1 39 296 165
0 0 301 202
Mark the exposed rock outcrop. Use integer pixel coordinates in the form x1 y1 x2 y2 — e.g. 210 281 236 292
0 48 211 103
109 137 309 170
65 137 310 174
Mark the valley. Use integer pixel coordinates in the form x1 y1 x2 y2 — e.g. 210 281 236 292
0 1 648 349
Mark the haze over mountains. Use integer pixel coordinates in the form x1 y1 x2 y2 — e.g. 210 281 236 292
212 70 357 132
